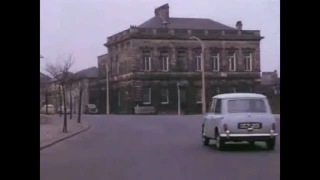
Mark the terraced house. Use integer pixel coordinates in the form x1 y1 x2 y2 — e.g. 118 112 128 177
99 3 263 114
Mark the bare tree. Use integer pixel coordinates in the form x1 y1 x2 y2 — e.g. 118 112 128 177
69 84 73 119
44 88 50 114
57 83 63 117
66 74 76 119
45 55 74 133
40 80 51 114
76 78 86 123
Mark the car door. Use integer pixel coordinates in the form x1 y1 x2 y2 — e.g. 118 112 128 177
204 99 215 137
206 98 224 138
211 98 222 129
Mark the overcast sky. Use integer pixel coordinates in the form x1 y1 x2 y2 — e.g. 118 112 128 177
40 0 279 75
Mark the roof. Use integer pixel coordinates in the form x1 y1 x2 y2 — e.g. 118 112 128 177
97 53 108 58
138 17 235 30
75 67 99 78
40 72 51 84
213 93 266 99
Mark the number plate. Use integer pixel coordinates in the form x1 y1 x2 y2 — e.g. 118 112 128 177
238 122 262 129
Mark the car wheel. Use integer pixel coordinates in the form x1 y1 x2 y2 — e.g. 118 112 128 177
202 126 210 146
215 132 226 151
266 139 276 150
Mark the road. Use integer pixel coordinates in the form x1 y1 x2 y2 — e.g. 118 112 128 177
40 115 280 180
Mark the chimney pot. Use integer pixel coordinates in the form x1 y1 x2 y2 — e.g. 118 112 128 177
154 4 170 22
236 21 243 30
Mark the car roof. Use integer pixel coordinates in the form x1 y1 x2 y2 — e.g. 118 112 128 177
213 93 266 99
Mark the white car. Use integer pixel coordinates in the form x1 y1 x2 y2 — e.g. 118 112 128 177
57 106 71 114
40 104 55 114
202 93 278 151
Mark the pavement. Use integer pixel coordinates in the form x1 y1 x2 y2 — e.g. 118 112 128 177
40 114 280 180
40 115 90 150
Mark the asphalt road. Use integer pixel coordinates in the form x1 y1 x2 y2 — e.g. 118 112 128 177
40 115 280 180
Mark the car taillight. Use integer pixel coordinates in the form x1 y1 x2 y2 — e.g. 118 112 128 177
272 123 276 130
223 124 228 131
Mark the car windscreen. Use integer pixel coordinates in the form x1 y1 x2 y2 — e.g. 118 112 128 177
227 99 267 113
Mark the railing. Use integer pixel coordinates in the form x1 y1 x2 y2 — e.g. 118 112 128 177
106 27 261 45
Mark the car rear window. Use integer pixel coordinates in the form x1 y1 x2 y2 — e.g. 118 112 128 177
227 99 267 113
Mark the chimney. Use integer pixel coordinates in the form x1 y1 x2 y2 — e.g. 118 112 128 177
154 4 170 22
236 21 243 30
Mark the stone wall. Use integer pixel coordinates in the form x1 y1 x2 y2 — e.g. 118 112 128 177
128 39 260 73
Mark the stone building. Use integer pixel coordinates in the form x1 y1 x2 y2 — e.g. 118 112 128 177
97 53 108 77
260 70 280 95
44 67 104 114
99 3 263 114
40 72 51 108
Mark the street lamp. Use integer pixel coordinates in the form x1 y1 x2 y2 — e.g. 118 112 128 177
102 63 110 115
189 36 206 114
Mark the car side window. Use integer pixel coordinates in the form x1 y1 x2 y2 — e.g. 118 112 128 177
209 99 216 112
214 99 222 114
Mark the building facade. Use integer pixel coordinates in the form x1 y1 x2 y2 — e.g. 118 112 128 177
99 4 263 114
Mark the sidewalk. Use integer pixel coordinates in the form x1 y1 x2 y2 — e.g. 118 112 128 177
40 114 90 150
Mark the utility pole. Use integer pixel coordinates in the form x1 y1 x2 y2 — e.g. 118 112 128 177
106 64 110 115
190 36 206 114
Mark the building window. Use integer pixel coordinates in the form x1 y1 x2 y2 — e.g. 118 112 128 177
142 88 151 104
117 61 120 74
160 89 169 104
244 52 253 71
196 88 202 103
143 56 151 71
160 56 169 71
176 50 186 71
196 55 202 71
228 52 236 71
142 52 151 71
212 53 220 71
115 56 119 75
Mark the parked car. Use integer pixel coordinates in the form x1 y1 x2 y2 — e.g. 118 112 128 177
201 93 278 151
40 104 55 114
84 104 98 114
57 106 71 114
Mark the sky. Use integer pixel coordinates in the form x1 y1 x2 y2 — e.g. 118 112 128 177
40 0 280 75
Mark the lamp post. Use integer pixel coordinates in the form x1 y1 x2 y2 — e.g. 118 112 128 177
189 36 206 114
102 63 110 115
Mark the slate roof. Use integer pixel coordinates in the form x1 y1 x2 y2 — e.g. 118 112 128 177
138 17 235 30
75 67 99 79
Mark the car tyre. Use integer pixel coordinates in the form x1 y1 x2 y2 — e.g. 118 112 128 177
202 126 210 146
215 132 226 151
266 139 276 150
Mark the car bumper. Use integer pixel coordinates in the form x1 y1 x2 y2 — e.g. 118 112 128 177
220 133 278 141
